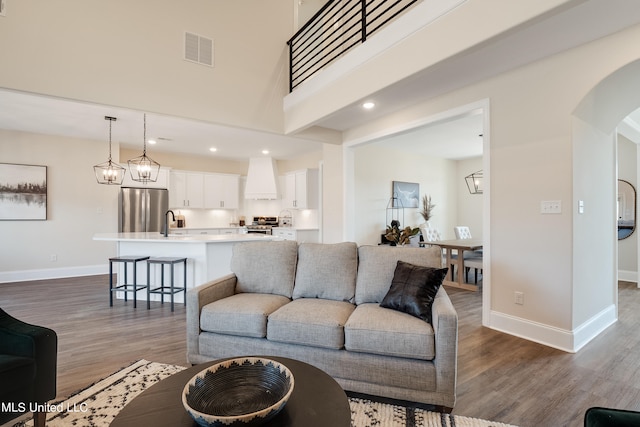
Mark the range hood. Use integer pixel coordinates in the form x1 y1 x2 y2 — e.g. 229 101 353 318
244 157 279 200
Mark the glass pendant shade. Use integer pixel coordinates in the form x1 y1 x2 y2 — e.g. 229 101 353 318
465 170 483 194
94 116 125 185
128 113 160 183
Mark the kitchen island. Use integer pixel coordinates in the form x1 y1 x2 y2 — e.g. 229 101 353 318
93 232 281 304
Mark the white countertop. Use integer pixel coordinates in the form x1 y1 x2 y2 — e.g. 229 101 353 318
93 232 281 243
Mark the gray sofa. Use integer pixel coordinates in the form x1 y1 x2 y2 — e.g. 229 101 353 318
186 241 458 410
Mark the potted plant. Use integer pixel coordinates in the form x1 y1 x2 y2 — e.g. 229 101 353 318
385 221 420 246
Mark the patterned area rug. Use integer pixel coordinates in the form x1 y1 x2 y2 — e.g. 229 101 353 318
11 359 517 427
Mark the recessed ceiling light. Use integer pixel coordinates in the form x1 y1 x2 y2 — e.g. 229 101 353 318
147 139 157 145
262 149 270 155
362 102 375 110
209 147 217 152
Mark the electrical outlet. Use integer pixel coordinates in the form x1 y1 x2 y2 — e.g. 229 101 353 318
540 200 562 214
50 254 57 262
514 291 524 305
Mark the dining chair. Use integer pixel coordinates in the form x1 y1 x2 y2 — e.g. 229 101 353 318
422 227 442 243
421 227 456 279
454 226 483 283
454 226 473 239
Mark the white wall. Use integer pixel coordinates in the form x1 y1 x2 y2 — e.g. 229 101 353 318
457 157 483 239
352 143 458 245
0 0 294 134
337 23 640 351
323 143 344 243
0 130 118 281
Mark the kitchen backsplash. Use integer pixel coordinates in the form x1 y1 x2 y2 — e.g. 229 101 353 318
173 204 319 229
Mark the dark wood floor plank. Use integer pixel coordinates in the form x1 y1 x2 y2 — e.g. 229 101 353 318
1 276 639 426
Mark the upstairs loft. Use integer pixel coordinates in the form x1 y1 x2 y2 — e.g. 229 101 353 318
283 0 637 137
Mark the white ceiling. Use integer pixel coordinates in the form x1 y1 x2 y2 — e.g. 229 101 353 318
375 112 484 160
0 89 323 161
1 0 640 162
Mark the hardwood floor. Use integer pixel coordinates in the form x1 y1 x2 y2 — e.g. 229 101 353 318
1 276 639 426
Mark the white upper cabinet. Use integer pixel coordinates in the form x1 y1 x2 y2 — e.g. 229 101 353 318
169 171 204 208
204 174 240 209
282 169 318 209
169 170 239 209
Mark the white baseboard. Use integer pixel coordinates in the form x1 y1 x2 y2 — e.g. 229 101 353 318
489 304 617 353
618 269 638 283
0 265 108 283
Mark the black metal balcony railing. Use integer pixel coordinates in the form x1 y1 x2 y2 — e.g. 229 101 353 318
287 0 420 92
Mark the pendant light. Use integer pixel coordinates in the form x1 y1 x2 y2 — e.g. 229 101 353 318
127 113 160 183
93 116 125 185
465 170 483 194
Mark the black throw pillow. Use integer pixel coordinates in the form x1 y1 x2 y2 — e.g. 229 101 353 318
380 260 448 323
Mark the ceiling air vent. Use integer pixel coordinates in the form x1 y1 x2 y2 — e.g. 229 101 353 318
184 32 214 67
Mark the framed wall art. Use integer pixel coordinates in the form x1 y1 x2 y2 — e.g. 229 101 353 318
0 163 47 220
392 181 419 208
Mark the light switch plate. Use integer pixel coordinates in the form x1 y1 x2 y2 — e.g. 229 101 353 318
541 200 562 214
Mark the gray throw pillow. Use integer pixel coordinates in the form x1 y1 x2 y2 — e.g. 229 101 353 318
380 261 448 323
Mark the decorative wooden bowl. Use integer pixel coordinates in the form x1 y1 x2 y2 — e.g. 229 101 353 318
182 357 294 427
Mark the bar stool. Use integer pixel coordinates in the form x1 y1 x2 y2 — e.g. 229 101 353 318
146 257 187 312
109 255 150 308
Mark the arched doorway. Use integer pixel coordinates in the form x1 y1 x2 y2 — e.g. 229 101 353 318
572 59 640 337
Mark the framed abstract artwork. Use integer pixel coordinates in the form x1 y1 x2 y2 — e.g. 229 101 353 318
392 181 419 208
0 163 47 220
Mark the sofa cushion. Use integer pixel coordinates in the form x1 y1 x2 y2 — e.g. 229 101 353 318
231 240 298 298
200 293 291 338
292 242 358 302
344 303 436 361
355 245 443 304
380 261 448 323
267 298 355 349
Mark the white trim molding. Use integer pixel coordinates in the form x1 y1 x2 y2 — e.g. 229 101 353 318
489 304 617 353
0 265 108 284
618 269 638 283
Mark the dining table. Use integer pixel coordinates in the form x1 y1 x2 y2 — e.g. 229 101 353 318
431 238 483 291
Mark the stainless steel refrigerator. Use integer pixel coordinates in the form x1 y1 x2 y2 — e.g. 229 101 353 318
119 187 169 233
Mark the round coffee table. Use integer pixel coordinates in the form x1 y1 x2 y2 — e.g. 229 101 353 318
110 356 351 427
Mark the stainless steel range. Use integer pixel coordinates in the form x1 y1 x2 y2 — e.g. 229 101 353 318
246 216 279 235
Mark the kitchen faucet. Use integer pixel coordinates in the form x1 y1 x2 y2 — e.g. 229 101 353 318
163 210 175 237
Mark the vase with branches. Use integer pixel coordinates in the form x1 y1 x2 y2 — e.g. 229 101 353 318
420 194 436 224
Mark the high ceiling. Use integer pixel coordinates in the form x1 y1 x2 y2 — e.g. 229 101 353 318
1 0 640 162
0 89 323 161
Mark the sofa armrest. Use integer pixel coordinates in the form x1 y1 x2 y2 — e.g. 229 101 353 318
430 288 458 407
186 274 237 363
